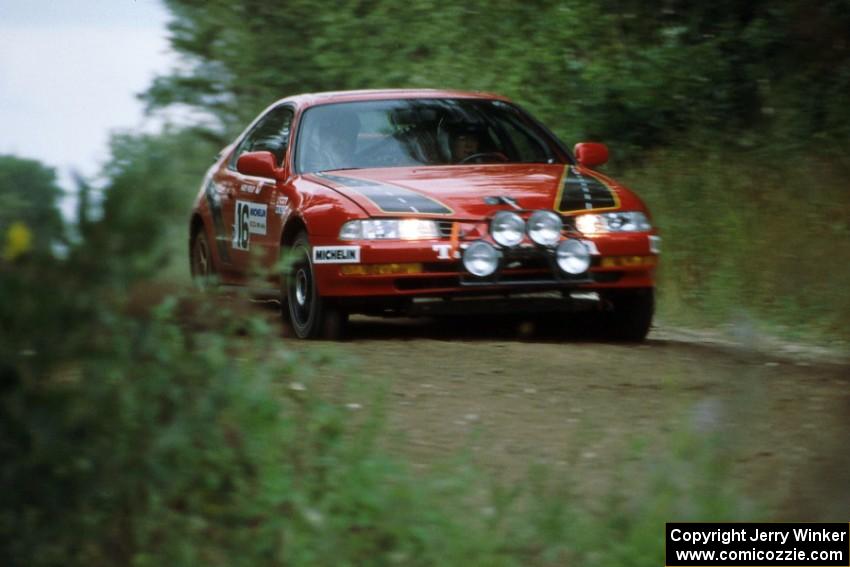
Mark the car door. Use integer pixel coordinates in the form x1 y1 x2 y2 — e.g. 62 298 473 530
216 105 294 278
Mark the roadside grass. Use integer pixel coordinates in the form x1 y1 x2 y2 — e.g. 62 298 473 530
620 146 850 344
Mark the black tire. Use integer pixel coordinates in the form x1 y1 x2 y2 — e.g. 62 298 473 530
602 288 654 342
282 232 348 339
190 228 216 291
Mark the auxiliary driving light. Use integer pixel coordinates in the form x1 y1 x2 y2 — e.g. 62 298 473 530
490 211 525 247
556 239 591 274
527 210 563 247
462 241 500 277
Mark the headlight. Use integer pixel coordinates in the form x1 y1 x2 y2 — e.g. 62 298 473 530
339 219 439 240
490 211 525 247
527 210 563 247
574 212 651 234
556 240 591 274
463 241 499 277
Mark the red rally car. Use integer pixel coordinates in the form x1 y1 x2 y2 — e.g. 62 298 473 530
189 89 661 340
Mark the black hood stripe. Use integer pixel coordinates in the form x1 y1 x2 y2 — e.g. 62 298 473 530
556 166 618 213
315 173 453 215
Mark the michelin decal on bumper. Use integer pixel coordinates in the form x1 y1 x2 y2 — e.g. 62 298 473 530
313 246 360 264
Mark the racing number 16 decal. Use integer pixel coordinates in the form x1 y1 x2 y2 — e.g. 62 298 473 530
232 200 268 251
233 201 251 251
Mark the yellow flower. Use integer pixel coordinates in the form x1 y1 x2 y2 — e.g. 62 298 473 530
4 221 33 261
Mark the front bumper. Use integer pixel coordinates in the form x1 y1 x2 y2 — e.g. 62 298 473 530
312 231 658 298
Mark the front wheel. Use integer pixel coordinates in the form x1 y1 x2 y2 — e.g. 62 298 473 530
601 288 654 342
282 232 348 339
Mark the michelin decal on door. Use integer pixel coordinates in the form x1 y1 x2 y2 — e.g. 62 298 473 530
232 200 268 251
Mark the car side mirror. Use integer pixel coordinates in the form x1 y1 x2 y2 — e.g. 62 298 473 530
236 151 282 179
573 143 609 168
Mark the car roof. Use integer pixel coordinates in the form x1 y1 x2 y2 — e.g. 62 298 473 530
277 88 513 109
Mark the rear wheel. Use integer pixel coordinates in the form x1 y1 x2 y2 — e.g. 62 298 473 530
601 288 654 342
190 229 216 291
282 232 347 339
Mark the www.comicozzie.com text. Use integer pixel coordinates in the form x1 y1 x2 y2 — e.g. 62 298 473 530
670 527 848 546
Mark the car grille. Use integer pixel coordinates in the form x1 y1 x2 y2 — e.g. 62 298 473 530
437 221 454 238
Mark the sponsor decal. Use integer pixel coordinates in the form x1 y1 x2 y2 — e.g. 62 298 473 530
275 195 289 215
232 200 268 251
240 181 273 194
555 166 619 213
246 202 267 235
315 173 452 215
313 246 361 264
432 244 452 260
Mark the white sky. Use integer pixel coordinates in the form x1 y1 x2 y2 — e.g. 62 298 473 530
0 0 177 198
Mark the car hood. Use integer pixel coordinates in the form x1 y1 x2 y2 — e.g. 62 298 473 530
306 163 637 219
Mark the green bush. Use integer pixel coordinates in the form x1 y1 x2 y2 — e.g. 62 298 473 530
1 287 750 566
1 224 507 566
0 155 64 255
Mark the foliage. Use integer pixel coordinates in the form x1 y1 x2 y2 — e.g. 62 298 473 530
75 127 221 283
0 297 506 567
145 0 850 152
0 155 64 254
623 144 850 340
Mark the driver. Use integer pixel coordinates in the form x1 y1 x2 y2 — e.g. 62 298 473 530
448 123 483 163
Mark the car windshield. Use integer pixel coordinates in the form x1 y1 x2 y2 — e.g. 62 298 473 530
295 98 565 173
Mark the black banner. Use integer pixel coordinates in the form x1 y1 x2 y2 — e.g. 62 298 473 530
666 523 849 566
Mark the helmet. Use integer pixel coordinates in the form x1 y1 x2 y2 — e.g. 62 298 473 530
438 120 485 162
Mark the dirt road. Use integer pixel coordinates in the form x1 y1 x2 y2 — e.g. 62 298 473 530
284 315 850 519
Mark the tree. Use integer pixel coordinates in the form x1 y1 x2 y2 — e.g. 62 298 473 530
0 155 64 254
143 0 850 151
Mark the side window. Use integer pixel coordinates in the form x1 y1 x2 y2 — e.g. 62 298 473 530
229 106 293 169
